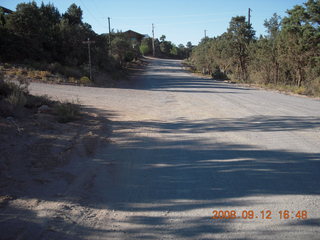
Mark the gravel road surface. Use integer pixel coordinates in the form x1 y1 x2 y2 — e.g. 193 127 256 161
24 58 320 239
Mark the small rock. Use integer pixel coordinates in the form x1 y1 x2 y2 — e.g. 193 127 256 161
38 105 51 113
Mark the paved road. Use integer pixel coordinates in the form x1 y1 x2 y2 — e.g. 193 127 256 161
29 58 320 239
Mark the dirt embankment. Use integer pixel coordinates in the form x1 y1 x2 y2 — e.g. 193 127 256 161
0 106 110 202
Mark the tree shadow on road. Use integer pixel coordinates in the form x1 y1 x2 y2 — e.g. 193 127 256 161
1 108 320 239
121 66 254 93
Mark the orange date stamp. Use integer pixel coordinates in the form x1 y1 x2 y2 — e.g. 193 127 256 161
211 210 308 220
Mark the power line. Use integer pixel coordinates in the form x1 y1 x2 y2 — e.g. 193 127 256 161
89 0 106 18
78 0 105 29
111 12 237 20
118 18 228 29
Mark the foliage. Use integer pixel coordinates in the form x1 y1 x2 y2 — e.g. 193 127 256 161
189 0 320 95
53 100 80 123
6 89 27 107
111 35 132 67
0 77 29 115
140 44 150 55
25 94 52 108
155 35 191 59
0 2 143 82
80 76 91 84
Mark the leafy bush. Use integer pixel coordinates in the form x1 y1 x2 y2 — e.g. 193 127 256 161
38 70 50 78
125 51 135 62
306 77 320 97
48 62 63 74
212 67 228 80
68 77 77 83
53 100 80 123
63 66 82 78
188 4 320 96
80 76 91 84
140 44 150 55
0 76 29 107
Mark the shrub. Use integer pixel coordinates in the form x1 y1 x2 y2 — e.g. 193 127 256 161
0 76 29 102
53 100 80 123
16 68 28 76
25 94 52 108
293 86 306 95
48 62 63 74
140 44 150 55
27 71 36 78
39 71 50 78
80 76 91 84
63 66 82 78
125 51 135 62
212 67 228 80
6 89 27 107
305 77 320 97
68 77 77 83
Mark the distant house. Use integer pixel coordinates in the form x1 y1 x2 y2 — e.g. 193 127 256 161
123 30 146 43
0 6 13 14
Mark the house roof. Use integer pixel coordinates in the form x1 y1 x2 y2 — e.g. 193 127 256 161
0 6 13 14
124 30 145 38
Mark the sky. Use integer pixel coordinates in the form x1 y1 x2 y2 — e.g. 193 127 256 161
2 0 307 46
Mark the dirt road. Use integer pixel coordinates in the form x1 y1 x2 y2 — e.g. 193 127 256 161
3 58 320 239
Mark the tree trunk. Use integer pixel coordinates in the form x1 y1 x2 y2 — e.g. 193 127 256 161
275 62 279 85
297 68 303 87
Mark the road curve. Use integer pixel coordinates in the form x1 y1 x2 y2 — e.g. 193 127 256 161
29 58 320 239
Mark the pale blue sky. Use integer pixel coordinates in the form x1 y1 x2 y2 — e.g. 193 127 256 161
2 0 306 45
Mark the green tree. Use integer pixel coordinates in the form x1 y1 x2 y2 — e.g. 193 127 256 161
63 3 83 25
250 13 282 84
140 44 150 55
160 40 173 56
160 35 166 42
111 36 131 67
264 13 281 39
280 2 320 86
227 16 255 80
305 0 320 24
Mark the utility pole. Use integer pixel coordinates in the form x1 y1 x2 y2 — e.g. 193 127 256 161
248 8 252 25
108 17 111 48
204 29 207 38
152 23 155 57
82 38 95 81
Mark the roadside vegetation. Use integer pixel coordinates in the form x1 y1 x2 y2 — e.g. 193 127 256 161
187 0 320 97
0 72 80 123
0 2 191 86
140 35 193 59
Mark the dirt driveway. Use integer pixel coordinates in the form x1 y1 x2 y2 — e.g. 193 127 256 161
1 58 320 239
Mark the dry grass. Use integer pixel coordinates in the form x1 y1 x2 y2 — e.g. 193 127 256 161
53 100 81 123
6 89 27 107
0 74 81 123
262 84 307 96
0 63 82 84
